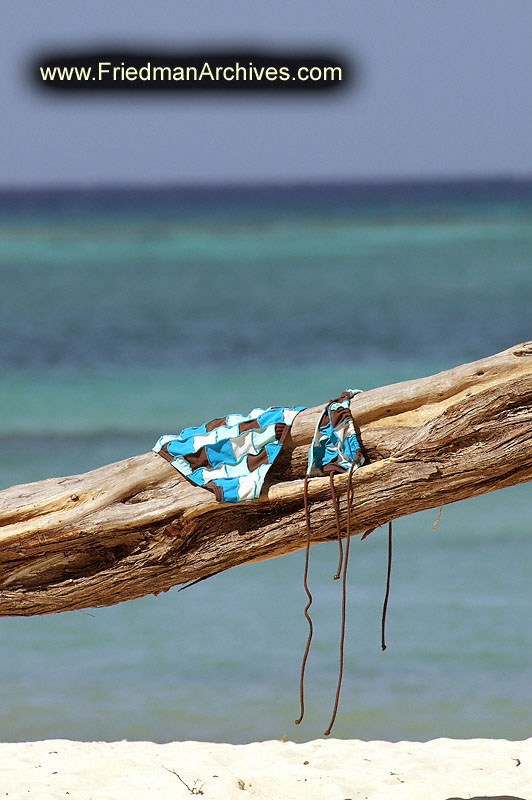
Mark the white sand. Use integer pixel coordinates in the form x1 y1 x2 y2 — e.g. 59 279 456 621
0 738 530 800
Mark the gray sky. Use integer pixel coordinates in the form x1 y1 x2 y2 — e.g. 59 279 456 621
3 0 532 187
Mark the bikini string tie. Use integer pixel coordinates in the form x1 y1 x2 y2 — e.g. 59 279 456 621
295 474 313 726
381 520 393 652
324 460 357 736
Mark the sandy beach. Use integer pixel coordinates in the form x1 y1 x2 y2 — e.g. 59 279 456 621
1 737 530 800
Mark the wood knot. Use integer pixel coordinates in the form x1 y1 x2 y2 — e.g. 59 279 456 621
513 344 532 357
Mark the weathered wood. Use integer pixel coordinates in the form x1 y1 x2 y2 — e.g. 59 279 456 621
1 341 531 617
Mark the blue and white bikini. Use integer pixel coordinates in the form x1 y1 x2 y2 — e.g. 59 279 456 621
153 390 387 735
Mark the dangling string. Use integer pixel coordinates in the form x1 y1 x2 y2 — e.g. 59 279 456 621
381 521 393 652
329 472 343 580
324 460 357 736
295 474 313 725
297 390 364 733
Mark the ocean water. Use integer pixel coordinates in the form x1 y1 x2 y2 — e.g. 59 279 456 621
0 180 530 743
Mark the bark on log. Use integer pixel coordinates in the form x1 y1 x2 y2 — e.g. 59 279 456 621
1 342 531 617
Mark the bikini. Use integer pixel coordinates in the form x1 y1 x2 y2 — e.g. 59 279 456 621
154 390 391 735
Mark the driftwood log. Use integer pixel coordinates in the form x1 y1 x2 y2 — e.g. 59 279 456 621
1 342 531 617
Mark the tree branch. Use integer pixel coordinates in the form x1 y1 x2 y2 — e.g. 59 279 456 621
1 341 531 616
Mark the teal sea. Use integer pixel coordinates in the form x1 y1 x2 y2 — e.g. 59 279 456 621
0 180 530 743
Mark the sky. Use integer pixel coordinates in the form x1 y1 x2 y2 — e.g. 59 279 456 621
2 0 532 187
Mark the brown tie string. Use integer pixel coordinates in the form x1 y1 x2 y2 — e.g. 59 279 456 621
381 520 393 652
295 391 365 735
329 471 344 580
295 474 313 726
323 459 357 736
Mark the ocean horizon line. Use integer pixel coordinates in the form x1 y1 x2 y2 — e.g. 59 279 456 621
2 172 532 200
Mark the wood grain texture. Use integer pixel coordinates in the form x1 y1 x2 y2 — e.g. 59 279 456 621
1 341 531 616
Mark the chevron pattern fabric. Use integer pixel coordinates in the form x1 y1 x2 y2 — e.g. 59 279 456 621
153 405 304 503
307 389 365 476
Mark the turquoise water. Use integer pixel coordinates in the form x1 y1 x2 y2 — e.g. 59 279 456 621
0 182 530 743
